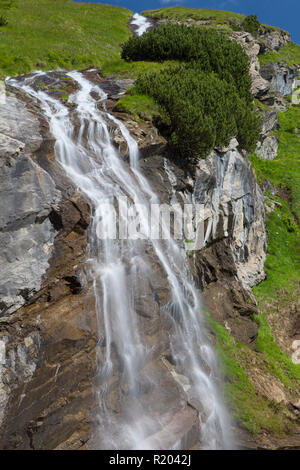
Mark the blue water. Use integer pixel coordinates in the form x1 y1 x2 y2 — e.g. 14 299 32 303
74 0 300 45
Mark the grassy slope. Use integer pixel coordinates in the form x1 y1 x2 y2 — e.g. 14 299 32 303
213 104 300 436
250 106 300 297
259 42 300 66
207 316 298 435
143 6 244 26
0 0 132 77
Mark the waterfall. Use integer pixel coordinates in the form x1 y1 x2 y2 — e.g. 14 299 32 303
8 70 232 450
130 13 152 36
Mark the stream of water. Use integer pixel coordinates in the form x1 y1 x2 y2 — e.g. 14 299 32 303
8 68 231 450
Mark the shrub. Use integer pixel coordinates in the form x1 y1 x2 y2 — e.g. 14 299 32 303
136 65 260 160
242 14 260 37
122 23 260 161
122 23 252 102
0 15 8 26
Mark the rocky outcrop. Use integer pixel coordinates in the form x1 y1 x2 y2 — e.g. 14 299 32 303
260 61 297 96
255 109 279 160
231 32 270 98
0 90 97 449
0 96 60 315
256 133 278 160
258 27 290 52
194 140 266 289
135 138 265 346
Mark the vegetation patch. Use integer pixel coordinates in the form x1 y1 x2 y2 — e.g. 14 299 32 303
121 24 260 161
113 93 160 120
250 105 300 299
207 315 294 436
0 14 8 26
253 313 300 387
242 14 260 37
0 0 132 78
259 42 300 66
143 6 245 28
101 59 179 80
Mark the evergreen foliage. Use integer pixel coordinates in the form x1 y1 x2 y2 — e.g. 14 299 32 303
0 15 8 26
136 65 260 159
122 24 252 101
122 24 260 160
242 14 260 37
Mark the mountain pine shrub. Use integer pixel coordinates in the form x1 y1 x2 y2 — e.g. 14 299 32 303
242 15 260 37
0 15 8 26
122 24 260 160
136 65 260 160
122 24 252 100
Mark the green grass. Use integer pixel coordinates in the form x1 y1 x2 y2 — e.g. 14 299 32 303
208 103 300 437
259 42 300 66
207 315 294 435
254 314 300 387
143 6 288 37
101 58 179 79
143 6 244 28
249 105 300 298
0 0 132 78
113 93 160 120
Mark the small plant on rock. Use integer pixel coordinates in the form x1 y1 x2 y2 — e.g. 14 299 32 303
0 15 8 26
242 14 260 37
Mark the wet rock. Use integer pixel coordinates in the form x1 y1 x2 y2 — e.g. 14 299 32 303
110 114 167 159
0 89 96 450
0 96 60 315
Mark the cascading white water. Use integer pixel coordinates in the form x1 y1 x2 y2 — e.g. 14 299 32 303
8 70 232 450
130 13 152 36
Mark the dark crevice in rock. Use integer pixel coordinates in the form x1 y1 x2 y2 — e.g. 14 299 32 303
64 276 82 295
49 209 63 231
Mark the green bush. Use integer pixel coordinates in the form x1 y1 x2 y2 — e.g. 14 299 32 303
136 64 260 159
242 14 260 37
121 23 260 161
0 14 8 26
0 0 14 8
122 24 252 102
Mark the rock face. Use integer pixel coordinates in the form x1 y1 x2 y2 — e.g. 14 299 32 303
231 32 270 98
0 72 268 449
194 141 266 289
256 109 279 160
260 62 297 96
258 27 290 52
231 32 269 97
0 91 97 449
0 96 59 315
137 137 265 347
230 30 298 163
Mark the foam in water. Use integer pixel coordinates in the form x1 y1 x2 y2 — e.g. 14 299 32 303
8 70 232 450
130 13 152 36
